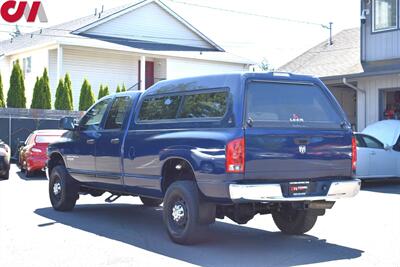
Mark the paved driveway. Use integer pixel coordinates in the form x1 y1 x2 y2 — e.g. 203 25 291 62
0 165 399 267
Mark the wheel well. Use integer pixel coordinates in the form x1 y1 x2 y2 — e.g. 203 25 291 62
48 153 65 175
161 158 195 193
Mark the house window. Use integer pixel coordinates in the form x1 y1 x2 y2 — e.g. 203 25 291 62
373 0 398 32
22 57 32 74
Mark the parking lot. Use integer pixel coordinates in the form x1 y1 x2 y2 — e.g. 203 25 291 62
0 164 399 267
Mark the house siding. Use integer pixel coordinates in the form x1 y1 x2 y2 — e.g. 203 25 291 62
84 2 213 50
362 0 400 61
166 58 247 79
48 49 58 100
62 47 139 109
7 49 49 108
357 74 400 129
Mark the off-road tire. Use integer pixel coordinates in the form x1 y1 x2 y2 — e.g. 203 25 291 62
49 165 79 211
163 181 206 244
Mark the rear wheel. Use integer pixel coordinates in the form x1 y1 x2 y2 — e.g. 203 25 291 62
163 181 211 244
49 165 79 211
140 196 163 207
272 204 318 235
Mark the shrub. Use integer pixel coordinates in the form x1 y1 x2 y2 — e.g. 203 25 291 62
41 68 52 109
54 78 72 110
98 84 111 99
64 73 73 110
116 85 121 93
30 77 42 109
7 60 26 108
79 79 95 111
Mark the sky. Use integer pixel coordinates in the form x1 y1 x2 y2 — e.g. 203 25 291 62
0 0 361 68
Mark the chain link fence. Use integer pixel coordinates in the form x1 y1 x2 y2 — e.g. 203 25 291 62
0 108 83 158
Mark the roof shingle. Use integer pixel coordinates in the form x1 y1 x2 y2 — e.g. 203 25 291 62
278 28 363 78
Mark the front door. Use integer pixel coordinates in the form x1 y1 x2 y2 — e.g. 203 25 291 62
95 96 132 184
67 98 111 182
138 61 155 90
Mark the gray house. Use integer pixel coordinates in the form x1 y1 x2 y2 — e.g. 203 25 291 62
280 0 400 131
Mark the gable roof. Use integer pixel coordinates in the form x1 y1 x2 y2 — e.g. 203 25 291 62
0 0 225 56
278 28 363 79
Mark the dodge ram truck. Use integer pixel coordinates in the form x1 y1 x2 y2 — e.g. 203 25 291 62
47 72 361 244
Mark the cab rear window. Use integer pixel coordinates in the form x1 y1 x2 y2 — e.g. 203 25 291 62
246 81 343 128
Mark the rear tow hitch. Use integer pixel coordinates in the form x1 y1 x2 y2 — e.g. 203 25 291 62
105 194 121 203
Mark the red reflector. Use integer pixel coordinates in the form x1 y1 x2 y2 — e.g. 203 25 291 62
352 136 357 172
226 138 245 173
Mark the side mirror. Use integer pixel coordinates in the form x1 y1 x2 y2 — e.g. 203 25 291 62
59 117 76 131
384 144 392 151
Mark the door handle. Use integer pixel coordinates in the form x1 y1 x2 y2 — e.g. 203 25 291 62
111 138 120 145
370 151 376 155
87 139 95 145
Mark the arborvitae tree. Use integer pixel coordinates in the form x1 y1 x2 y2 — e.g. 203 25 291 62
64 73 73 110
30 77 42 109
79 79 95 111
30 69 51 109
0 73 5 108
98 84 104 100
98 84 110 99
116 85 121 93
121 84 127 92
7 60 26 108
41 68 52 109
54 79 65 110
103 85 110 97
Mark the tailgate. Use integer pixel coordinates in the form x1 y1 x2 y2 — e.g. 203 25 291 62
244 128 352 180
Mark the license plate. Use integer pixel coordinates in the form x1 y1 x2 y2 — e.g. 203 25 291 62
288 181 310 196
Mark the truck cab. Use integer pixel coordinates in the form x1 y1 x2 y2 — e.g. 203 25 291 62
47 72 361 244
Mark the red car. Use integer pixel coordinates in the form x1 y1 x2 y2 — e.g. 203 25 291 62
19 130 66 177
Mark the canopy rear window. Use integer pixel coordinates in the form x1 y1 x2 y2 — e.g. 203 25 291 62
246 81 343 128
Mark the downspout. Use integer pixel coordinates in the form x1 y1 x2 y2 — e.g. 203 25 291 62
342 77 367 130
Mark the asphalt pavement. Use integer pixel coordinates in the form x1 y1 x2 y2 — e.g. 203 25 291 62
0 164 399 267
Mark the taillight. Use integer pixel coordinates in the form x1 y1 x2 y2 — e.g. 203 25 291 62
226 138 245 173
352 136 357 172
31 147 43 154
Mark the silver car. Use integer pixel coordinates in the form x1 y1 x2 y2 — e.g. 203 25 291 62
0 140 11 180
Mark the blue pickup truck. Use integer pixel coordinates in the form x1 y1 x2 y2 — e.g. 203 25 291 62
48 72 361 244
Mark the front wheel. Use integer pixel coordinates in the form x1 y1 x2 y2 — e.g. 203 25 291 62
272 204 318 235
49 166 79 211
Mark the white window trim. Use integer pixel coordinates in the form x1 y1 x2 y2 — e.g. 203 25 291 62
372 0 398 33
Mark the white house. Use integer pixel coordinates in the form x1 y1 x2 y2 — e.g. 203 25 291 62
0 0 252 109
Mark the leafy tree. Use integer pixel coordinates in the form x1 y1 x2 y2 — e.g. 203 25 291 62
121 84 127 92
116 85 121 93
30 77 42 109
64 73 73 110
7 60 26 108
98 84 103 100
0 73 5 108
79 79 95 111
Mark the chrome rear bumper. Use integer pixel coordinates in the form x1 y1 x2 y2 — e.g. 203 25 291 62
229 179 361 202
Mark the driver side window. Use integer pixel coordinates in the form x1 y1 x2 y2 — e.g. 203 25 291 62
362 135 384 149
79 99 111 131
